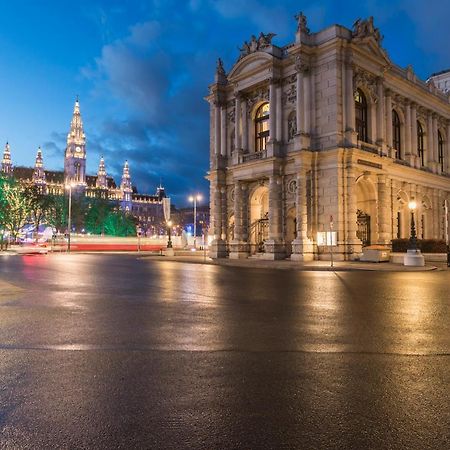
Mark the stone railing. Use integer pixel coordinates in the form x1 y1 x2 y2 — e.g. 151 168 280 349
241 150 267 163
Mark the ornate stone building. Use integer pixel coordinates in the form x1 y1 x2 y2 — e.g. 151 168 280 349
206 15 450 260
1 99 167 231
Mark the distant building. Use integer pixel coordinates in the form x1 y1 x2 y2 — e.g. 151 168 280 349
206 15 450 260
428 69 450 94
1 98 167 231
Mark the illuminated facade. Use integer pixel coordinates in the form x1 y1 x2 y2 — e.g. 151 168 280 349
207 15 450 260
1 99 166 230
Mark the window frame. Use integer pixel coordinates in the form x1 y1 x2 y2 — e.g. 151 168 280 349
254 102 270 153
438 131 444 172
392 110 401 159
355 89 368 143
417 121 425 166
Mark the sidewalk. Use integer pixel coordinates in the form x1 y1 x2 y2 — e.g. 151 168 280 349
140 253 442 272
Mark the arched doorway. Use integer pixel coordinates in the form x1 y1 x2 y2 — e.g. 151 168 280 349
355 175 377 247
249 185 269 254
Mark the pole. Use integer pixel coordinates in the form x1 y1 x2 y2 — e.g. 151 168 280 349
330 215 334 269
67 185 72 253
193 197 197 249
445 199 449 247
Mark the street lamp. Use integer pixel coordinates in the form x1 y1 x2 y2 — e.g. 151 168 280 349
167 220 173 249
65 183 75 253
188 194 202 249
408 200 417 250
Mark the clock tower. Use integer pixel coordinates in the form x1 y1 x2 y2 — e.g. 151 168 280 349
64 97 86 189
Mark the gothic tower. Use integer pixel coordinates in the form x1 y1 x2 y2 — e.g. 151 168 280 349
96 156 108 189
32 146 46 190
64 97 86 189
120 160 133 211
1 142 12 175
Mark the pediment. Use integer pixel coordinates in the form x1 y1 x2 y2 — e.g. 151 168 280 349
353 36 391 65
228 52 273 80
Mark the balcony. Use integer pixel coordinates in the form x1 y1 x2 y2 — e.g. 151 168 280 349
241 150 267 163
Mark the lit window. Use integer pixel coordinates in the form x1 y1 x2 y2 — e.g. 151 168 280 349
255 102 270 152
438 131 444 172
355 89 368 142
417 122 425 166
392 110 401 159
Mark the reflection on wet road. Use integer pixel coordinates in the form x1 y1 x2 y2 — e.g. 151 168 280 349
0 254 448 448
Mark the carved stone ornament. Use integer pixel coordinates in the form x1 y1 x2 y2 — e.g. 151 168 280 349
287 178 297 194
246 88 270 111
230 187 235 202
283 84 297 106
295 55 309 73
353 68 379 103
227 108 235 124
294 12 310 34
352 16 382 44
287 112 297 141
238 32 276 61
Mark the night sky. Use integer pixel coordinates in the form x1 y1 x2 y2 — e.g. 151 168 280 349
0 0 449 206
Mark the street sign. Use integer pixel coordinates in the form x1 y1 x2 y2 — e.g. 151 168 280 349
163 197 171 222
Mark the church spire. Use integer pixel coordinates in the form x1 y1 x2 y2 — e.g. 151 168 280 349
96 156 107 189
33 146 46 186
1 142 13 175
64 97 87 187
120 160 132 211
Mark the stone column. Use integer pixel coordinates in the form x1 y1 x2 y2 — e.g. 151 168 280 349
269 82 277 142
291 170 313 261
427 113 434 168
405 102 412 155
377 174 391 245
345 64 357 146
241 98 248 153
303 72 311 136
220 106 227 156
214 103 221 156
234 95 241 151
411 104 418 166
376 79 385 153
432 190 440 239
432 114 439 173
296 71 304 134
263 175 285 259
385 90 393 155
447 122 450 174
276 83 282 142
209 176 227 258
229 180 249 259
345 164 362 256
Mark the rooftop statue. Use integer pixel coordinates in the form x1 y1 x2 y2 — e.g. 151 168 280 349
238 32 276 60
352 16 382 43
294 12 310 34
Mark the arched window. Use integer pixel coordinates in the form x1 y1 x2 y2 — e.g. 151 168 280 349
255 103 270 152
355 89 368 142
392 110 401 159
417 122 425 166
438 131 444 172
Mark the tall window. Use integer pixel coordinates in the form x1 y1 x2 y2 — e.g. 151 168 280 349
438 131 444 172
392 110 401 159
255 102 270 152
417 121 425 166
355 89 368 142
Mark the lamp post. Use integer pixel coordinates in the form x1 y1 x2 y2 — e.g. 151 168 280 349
65 183 75 253
189 194 202 249
408 200 417 250
167 220 173 248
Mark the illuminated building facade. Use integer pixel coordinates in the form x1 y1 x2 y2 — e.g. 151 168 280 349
207 15 450 260
1 99 166 231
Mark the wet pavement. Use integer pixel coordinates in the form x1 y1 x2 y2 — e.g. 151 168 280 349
0 253 449 449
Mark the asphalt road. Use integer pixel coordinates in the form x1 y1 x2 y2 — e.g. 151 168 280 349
0 254 449 449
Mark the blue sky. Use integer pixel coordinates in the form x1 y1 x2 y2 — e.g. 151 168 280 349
0 0 449 206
